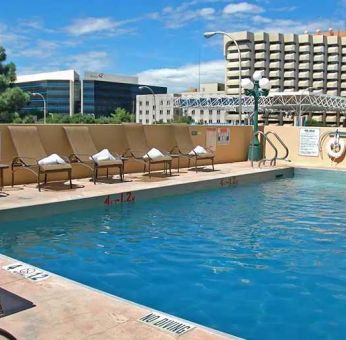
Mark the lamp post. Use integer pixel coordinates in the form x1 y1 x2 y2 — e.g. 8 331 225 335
241 71 271 161
31 92 47 124
297 87 313 126
139 85 156 124
203 31 242 125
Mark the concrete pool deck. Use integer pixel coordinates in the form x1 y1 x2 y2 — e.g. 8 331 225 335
0 162 292 339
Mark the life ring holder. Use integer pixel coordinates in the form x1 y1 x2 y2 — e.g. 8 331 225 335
326 130 346 159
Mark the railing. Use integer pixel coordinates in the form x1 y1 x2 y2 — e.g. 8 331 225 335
250 130 278 168
250 130 290 167
265 131 290 161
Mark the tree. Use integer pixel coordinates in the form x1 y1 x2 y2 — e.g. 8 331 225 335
0 46 29 122
110 107 134 123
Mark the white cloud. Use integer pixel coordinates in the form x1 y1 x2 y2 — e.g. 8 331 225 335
149 2 216 29
65 17 135 36
137 59 225 92
223 2 264 15
66 51 111 72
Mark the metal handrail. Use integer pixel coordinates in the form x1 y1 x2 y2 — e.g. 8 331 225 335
265 131 290 161
250 130 278 168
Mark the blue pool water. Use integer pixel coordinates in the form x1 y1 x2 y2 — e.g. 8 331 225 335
1 169 346 339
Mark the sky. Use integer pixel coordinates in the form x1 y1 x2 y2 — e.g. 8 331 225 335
0 0 346 92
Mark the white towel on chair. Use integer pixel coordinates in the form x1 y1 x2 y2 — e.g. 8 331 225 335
143 148 165 160
38 154 66 165
90 149 116 162
189 145 208 155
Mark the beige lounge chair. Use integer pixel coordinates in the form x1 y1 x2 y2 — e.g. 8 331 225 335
171 124 215 172
9 126 72 191
64 126 124 183
123 124 172 176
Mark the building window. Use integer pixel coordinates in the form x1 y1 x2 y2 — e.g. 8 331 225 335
167 109 171 115
146 101 149 106
139 101 142 106
209 119 212 123
200 110 204 114
139 110 142 114
217 110 221 115
160 110 163 115
146 110 149 115
192 110 195 115
209 110 213 115
139 119 142 123
217 119 220 123
160 100 163 105
167 101 170 105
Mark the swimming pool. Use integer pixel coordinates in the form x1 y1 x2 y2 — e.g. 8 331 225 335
1 168 346 339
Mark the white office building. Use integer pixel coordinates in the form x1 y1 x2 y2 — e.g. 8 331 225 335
136 83 227 124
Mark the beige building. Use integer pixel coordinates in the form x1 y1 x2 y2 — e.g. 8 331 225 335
225 30 346 97
136 83 228 124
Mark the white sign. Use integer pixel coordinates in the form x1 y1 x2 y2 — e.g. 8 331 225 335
3 263 50 282
139 312 194 336
299 128 320 157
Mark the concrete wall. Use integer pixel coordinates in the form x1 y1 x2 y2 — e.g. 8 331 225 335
264 126 346 168
0 124 252 185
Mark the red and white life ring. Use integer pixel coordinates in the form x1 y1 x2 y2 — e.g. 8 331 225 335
326 137 346 159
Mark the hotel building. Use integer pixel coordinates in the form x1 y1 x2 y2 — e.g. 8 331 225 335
225 30 346 96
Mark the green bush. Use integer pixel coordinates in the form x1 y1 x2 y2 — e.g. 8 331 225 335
304 119 325 127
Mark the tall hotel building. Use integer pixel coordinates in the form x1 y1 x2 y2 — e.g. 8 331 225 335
225 31 346 96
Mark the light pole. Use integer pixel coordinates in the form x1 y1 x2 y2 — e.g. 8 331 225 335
204 31 242 125
241 71 271 161
297 87 313 126
139 85 156 124
31 92 47 124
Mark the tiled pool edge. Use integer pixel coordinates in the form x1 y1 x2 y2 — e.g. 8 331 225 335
0 166 294 222
0 253 241 339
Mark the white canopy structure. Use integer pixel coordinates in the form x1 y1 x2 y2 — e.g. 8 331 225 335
174 92 346 115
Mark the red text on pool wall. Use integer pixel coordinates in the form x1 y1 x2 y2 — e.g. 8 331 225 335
220 177 238 187
104 192 136 205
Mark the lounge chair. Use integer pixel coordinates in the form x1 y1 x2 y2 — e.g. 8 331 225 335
8 126 72 191
64 126 124 183
123 123 172 176
171 124 215 172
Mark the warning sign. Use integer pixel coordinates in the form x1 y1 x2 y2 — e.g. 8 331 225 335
3 263 50 282
217 127 230 144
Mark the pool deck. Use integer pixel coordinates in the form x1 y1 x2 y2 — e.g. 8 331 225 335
0 162 292 339
0 161 291 211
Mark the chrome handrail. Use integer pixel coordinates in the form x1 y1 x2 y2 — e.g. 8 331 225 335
265 131 290 161
250 130 278 168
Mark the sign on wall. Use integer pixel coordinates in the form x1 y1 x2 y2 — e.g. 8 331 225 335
217 127 230 145
299 128 320 157
206 128 217 151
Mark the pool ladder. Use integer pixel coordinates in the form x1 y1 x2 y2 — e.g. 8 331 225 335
250 130 290 168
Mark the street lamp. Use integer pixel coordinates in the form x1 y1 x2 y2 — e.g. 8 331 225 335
241 71 271 161
139 85 156 124
297 87 314 126
204 31 242 125
31 92 47 124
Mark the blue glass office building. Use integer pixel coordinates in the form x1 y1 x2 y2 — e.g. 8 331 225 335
16 70 166 117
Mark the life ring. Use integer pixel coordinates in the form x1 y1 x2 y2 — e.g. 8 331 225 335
326 137 346 159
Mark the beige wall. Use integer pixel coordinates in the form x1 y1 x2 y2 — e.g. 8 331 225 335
0 124 252 185
264 126 346 168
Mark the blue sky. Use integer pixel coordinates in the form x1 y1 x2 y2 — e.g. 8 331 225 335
0 0 345 91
